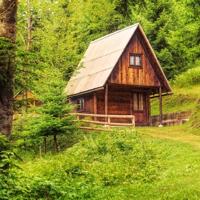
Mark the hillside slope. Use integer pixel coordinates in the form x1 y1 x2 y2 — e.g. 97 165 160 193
13 127 200 200
151 66 200 115
13 130 160 200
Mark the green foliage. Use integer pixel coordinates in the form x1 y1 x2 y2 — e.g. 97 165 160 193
14 68 78 154
4 129 160 199
173 66 200 87
0 135 18 174
0 135 21 200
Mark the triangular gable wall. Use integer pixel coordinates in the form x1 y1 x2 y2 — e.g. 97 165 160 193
107 26 171 93
108 28 161 88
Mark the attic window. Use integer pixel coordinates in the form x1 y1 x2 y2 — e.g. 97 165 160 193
129 54 142 67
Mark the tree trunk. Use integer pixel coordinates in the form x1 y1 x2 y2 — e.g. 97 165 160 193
44 136 47 154
53 135 59 152
0 0 18 136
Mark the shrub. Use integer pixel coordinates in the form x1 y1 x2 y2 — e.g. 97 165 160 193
173 66 200 87
0 135 22 200
9 129 160 199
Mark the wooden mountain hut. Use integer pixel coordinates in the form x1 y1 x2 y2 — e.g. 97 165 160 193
65 23 172 126
14 90 41 110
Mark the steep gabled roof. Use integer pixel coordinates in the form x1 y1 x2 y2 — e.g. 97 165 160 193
65 23 171 96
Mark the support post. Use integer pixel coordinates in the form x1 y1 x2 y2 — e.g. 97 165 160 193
93 92 97 121
147 94 151 126
159 86 163 126
105 84 108 124
132 115 135 127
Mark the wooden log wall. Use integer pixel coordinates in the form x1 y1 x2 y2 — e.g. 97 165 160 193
71 88 150 125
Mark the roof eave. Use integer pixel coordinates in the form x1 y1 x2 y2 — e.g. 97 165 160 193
67 86 104 98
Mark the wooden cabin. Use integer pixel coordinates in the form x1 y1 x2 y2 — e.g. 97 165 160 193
14 90 41 110
65 23 172 126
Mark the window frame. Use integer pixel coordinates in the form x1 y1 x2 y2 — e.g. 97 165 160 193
77 98 85 112
129 53 143 68
133 93 144 112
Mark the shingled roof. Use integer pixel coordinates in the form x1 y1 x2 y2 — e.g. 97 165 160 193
65 23 171 96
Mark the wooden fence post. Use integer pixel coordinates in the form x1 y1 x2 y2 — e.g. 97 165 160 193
108 116 111 126
132 115 135 127
159 86 163 126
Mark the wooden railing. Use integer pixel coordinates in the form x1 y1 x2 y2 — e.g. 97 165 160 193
70 113 135 127
150 111 192 126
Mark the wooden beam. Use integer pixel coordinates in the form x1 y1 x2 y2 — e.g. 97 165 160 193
70 113 136 119
150 92 173 98
93 92 97 121
130 92 133 115
159 87 163 126
147 94 151 125
105 84 108 116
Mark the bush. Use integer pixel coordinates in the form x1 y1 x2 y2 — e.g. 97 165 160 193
8 129 160 199
173 66 200 87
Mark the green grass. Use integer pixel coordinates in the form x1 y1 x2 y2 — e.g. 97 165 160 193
17 129 159 199
13 126 200 200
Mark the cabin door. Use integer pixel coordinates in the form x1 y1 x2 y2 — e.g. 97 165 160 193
132 93 148 125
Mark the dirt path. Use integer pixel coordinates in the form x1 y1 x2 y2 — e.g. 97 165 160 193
138 126 200 149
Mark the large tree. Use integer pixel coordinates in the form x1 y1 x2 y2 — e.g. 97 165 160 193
0 0 18 136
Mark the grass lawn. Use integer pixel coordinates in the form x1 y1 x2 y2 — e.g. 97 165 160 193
134 126 200 199
93 126 200 199
20 125 200 199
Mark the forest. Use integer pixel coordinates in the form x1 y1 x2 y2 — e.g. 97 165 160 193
0 0 200 199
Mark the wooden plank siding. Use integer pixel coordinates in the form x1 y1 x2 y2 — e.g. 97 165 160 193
108 29 160 87
71 88 150 125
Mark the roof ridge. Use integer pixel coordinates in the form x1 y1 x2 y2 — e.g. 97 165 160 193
90 23 139 44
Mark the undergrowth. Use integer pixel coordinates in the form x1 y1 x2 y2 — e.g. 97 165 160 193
1 129 161 200
173 66 200 87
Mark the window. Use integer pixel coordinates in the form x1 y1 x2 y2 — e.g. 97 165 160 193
133 93 144 111
77 98 84 111
129 54 142 67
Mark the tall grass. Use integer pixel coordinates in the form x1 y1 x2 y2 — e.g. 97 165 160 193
190 100 200 130
3 129 161 200
173 66 200 87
